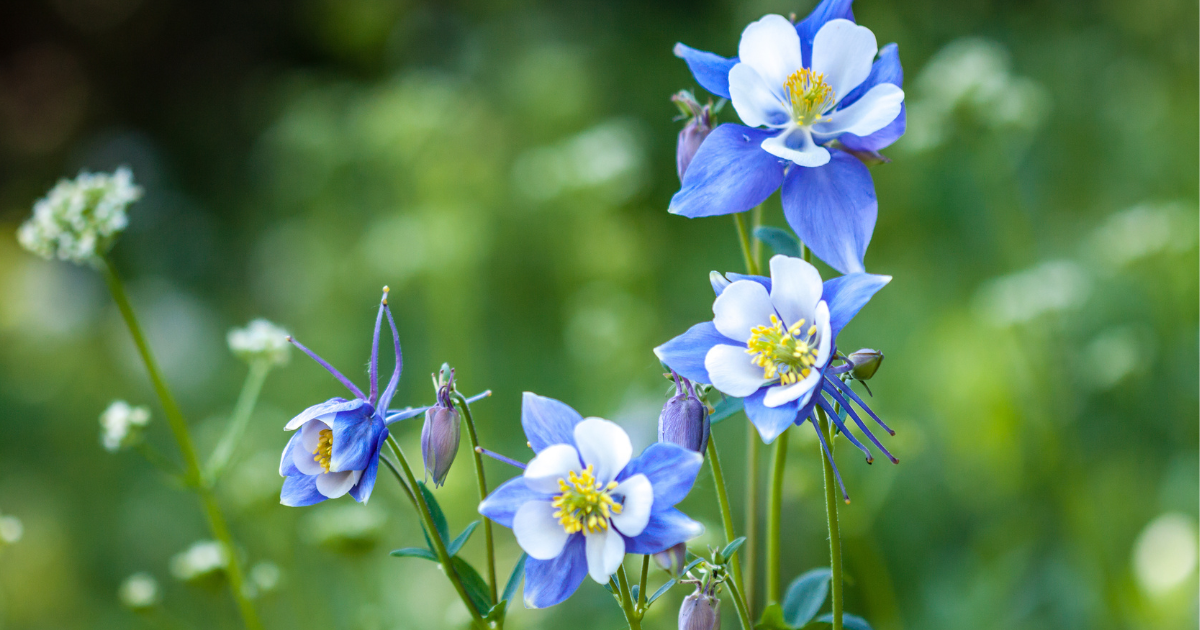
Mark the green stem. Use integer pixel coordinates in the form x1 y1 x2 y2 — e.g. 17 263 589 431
386 436 488 630
766 427 789 605
453 392 498 605
723 569 755 630
732 213 761 275
206 360 270 482
616 565 642 630
733 209 762 616
380 455 417 508
637 555 649 613
100 258 261 630
816 407 844 630
706 436 744 593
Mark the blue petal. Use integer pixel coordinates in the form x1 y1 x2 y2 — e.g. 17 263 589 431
524 535 588 609
280 474 327 507
522 392 583 453
654 322 740 385
349 428 388 503
384 404 430 425
618 443 703 510
673 43 737 100
479 477 551 528
822 272 891 338
669 124 786 219
624 508 704 555
279 433 305 477
840 43 903 106
723 273 772 294
840 103 906 152
330 408 383 472
795 0 856 67
743 387 803 443
285 397 365 431
781 149 877 275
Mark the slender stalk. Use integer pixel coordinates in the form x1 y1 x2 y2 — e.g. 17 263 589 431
766 427 789 604
386 436 487 630
706 436 744 592
100 258 261 630
206 360 270 481
453 392 497 604
723 569 755 630
816 407 844 630
637 555 649 612
744 424 760 614
380 455 417 508
732 213 761 275
616 565 642 630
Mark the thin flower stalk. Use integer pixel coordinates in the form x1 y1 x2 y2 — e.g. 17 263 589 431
452 391 498 604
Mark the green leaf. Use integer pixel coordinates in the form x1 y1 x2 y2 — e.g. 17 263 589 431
630 584 640 603
501 553 527 603
417 481 450 544
647 556 705 604
755 603 790 630
720 536 747 561
815 613 872 630
447 520 480 556
389 547 438 562
782 567 832 628
753 226 802 258
710 396 744 425
485 600 508 623
451 556 492 616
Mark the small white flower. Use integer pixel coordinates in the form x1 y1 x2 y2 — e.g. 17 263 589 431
249 561 281 594
227 318 291 367
118 572 160 610
169 540 229 582
99 400 151 452
17 167 143 264
0 514 23 545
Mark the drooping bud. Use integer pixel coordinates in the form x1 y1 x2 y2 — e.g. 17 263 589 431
421 366 461 487
659 373 710 454
679 587 721 630
653 542 688 575
672 90 715 181
847 349 884 381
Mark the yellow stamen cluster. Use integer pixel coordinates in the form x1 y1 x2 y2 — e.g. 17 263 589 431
746 314 820 385
313 428 333 473
784 68 836 126
551 464 623 535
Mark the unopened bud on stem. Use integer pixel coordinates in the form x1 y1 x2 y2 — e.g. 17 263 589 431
847 349 884 381
672 90 716 181
659 373 710 454
421 366 461 487
679 586 720 630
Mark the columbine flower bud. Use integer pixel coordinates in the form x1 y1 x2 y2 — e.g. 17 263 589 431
847 349 884 381
672 90 715 180
118 572 160 610
17 167 142 264
654 542 688 575
227 318 291 367
679 587 721 630
99 400 151 452
421 367 461 487
659 374 710 454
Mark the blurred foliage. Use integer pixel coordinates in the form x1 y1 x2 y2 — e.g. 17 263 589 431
0 0 1196 629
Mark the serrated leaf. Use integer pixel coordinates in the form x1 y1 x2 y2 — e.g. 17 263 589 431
451 556 492 616
389 547 438 562
753 226 801 258
720 536 747 561
815 613 872 630
485 600 508 623
710 396 744 425
501 553 527 603
755 603 790 630
417 481 449 544
782 567 832 628
447 520 480 556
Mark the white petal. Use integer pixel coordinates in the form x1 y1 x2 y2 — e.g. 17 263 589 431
761 125 830 167
811 19 878 105
813 83 904 137
610 474 653 537
729 63 792 128
712 280 775 342
706 344 766 397
315 469 361 499
738 14 803 93
513 500 570 560
524 444 582 494
574 418 632 485
292 438 325 475
768 255 824 329
814 300 832 368
585 526 626 583
762 369 820 407
300 418 330 452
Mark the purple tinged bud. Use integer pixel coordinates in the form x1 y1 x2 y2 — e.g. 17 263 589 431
672 90 715 181
679 588 720 630
847 349 884 381
653 542 688 575
421 368 461 487
659 374 710 454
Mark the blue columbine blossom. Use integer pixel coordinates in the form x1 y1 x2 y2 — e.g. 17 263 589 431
655 256 896 498
278 289 404 506
671 0 905 275
479 393 705 609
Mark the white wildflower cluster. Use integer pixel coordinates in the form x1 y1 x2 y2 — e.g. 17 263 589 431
0 513 23 546
99 400 151 452
227 318 291 367
118 572 160 610
170 540 229 582
17 167 143 264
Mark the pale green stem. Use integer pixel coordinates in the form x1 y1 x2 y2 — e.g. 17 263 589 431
206 359 270 482
637 555 649 612
706 435 744 593
733 210 762 616
452 392 498 605
616 565 642 630
766 427 789 604
100 257 261 630
723 568 755 630
816 406 844 630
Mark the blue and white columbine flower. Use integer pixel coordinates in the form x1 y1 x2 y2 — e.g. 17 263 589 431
479 393 704 609
672 0 905 275
655 256 896 499
278 289 404 506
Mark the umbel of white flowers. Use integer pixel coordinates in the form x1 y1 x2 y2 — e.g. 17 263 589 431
99 400 151 452
227 319 291 367
16 167 142 264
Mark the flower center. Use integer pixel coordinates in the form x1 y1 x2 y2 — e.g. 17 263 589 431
784 69 835 126
313 428 333 473
551 464 623 535
746 314 820 385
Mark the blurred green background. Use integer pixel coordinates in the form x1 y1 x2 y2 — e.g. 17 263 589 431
0 0 1196 628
